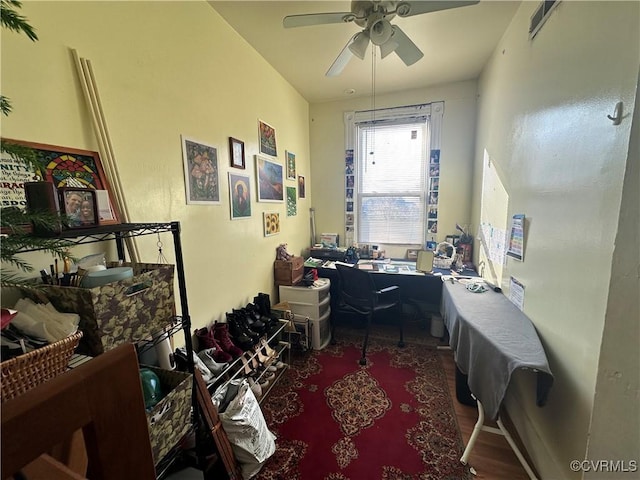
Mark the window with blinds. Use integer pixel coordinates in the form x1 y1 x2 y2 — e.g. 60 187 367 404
356 118 429 245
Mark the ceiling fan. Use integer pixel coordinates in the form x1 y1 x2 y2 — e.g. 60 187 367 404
283 1 479 76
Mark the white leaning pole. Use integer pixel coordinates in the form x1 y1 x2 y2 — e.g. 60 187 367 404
71 49 140 263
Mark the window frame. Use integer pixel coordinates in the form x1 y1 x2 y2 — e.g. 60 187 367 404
343 102 444 247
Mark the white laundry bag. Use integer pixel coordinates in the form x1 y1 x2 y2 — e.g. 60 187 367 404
213 379 276 479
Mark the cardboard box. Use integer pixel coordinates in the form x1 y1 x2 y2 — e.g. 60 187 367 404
22 263 175 356
144 366 192 464
274 256 304 286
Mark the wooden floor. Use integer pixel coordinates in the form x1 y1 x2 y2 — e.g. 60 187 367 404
439 348 531 480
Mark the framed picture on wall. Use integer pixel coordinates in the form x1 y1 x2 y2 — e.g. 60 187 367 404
181 136 220 205
285 150 296 180
228 172 251 220
258 119 277 157
286 186 297 216
256 155 284 202
298 175 305 198
263 212 280 236
229 137 245 169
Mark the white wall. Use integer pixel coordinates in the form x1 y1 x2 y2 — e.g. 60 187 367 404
1 1 311 332
473 2 639 478
309 80 478 258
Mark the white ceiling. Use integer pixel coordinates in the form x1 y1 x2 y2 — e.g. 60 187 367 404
209 1 521 104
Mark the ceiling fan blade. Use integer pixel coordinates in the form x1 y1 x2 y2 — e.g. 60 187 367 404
326 34 359 77
394 1 479 18
389 25 424 66
283 12 355 28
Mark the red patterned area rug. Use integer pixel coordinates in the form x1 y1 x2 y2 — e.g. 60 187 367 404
255 326 470 480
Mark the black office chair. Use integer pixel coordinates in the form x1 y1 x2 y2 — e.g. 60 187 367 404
335 264 405 365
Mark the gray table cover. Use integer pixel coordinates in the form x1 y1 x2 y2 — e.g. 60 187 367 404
441 280 554 420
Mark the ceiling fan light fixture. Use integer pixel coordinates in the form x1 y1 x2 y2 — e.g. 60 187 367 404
369 18 393 46
380 36 399 58
349 31 370 59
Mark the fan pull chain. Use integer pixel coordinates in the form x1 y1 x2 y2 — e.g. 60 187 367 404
370 46 377 165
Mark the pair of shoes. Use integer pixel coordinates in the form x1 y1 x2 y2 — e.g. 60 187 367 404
240 351 277 384
195 327 233 363
247 377 262 399
227 312 259 350
197 348 228 375
213 322 244 359
176 347 222 386
255 336 286 369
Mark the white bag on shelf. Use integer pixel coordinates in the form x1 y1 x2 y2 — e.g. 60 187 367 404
212 379 276 479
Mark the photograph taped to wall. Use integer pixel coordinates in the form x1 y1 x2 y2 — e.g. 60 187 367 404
256 155 284 202
258 119 277 157
181 136 220 205
0 138 119 225
298 176 305 198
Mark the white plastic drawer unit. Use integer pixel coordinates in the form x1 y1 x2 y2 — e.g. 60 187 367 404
311 310 331 350
283 296 330 320
278 278 330 308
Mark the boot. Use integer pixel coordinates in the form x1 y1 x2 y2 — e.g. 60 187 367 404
232 310 261 341
213 321 244 359
244 304 267 333
258 293 281 325
236 307 266 335
226 312 255 350
195 326 232 362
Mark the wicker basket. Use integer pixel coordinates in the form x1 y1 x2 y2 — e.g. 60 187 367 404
1 330 83 403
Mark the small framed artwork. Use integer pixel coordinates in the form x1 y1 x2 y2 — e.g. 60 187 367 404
258 119 277 157
298 175 305 198
229 172 251 220
256 155 284 202
263 212 280 237
58 188 99 228
286 151 296 180
286 186 297 216
181 136 220 205
229 137 245 169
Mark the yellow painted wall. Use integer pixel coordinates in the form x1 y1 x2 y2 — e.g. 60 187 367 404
1 1 311 330
309 80 478 259
473 2 639 478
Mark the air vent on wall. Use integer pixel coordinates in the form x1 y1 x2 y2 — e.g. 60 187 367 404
529 0 560 40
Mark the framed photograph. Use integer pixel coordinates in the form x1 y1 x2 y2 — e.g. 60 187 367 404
298 175 305 198
263 212 280 237
181 136 220 205
258 119 277 157
255 155 283 202
0 138 119 225
228 172 251 220
285 150 296 180
229 137 245 169
59 188 99 228
286 186 297 216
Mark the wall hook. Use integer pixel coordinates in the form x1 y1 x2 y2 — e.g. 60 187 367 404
607 101 623 125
